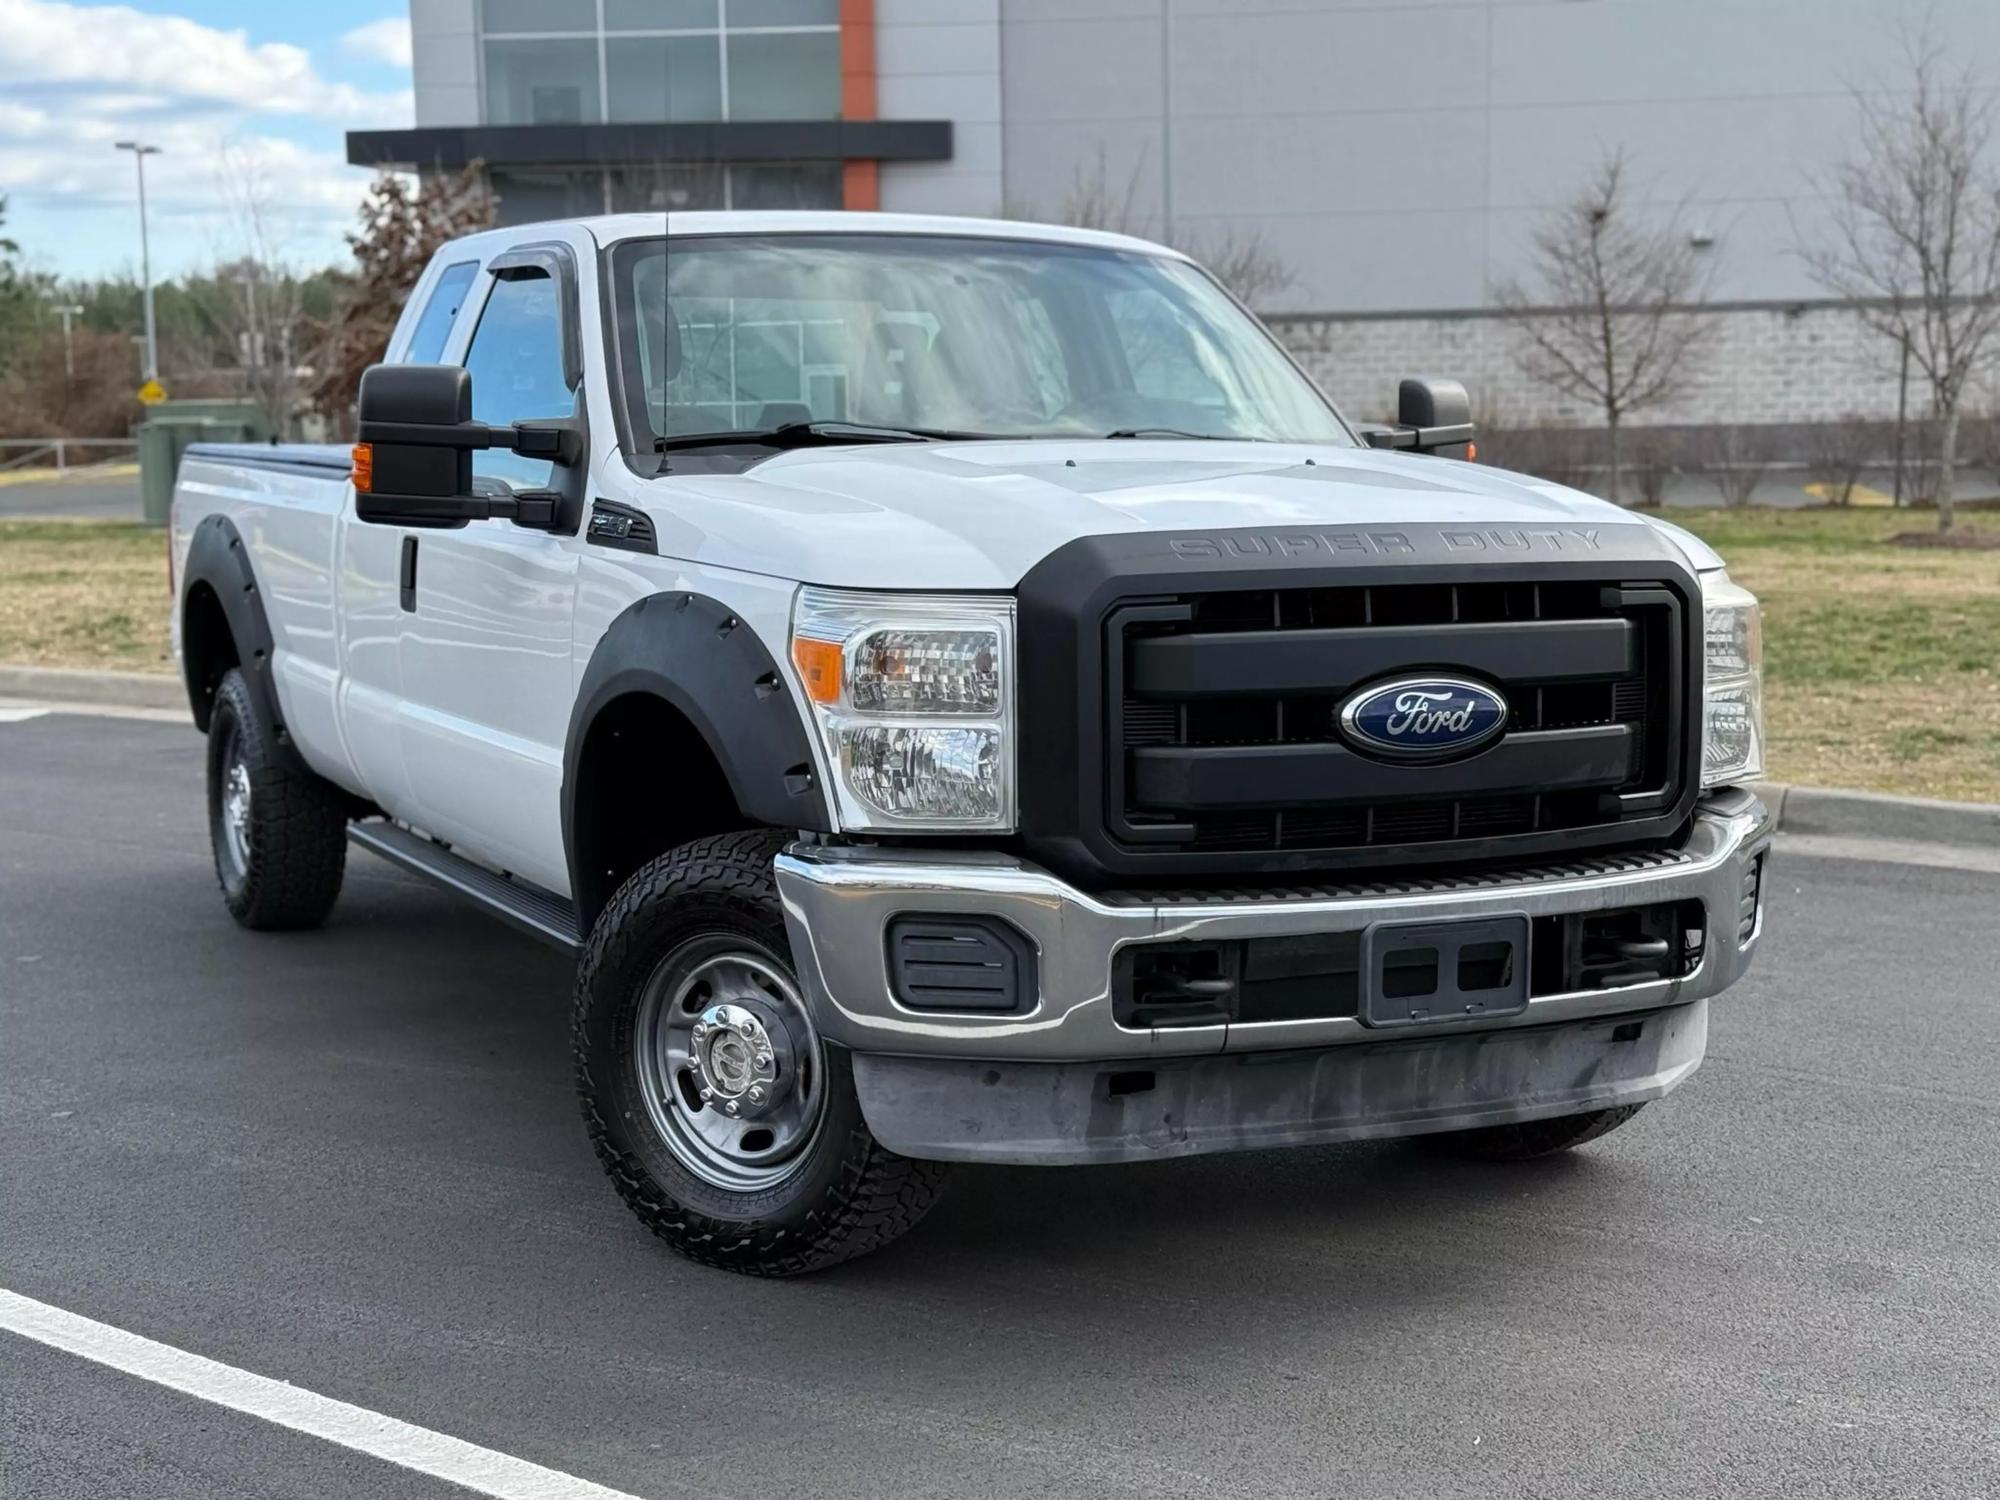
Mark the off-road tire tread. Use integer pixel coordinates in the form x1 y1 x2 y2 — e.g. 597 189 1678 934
209 670 346 930
573 829 948 1276
1426 1103 1646 1162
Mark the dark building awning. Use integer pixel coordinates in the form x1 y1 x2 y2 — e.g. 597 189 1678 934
347 120 952 172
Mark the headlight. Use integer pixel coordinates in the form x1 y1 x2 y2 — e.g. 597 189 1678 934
791 588 1015 831
1701 571 1764 788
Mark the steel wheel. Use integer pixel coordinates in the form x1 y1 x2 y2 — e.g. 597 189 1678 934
217 720 253 884
632 935 827 1192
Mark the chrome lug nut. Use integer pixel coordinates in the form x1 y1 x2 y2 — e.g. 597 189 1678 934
725 1100 740 1117
748 1085 766 1104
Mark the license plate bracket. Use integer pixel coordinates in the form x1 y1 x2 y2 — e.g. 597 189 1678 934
1359 913 1531 1028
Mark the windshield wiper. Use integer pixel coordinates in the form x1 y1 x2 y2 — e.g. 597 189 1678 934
1104 426 1244 441
655 420 991 453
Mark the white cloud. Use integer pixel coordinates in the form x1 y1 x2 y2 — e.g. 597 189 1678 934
0 0 417 275
0 0 410 125
342 17 414 71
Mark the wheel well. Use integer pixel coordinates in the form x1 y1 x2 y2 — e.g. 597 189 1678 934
570 692 756 927
182 581 239 732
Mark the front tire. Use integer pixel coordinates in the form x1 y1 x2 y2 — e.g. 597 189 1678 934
1423 1104 1646 1162
573 830 948 1276
206 669 347 930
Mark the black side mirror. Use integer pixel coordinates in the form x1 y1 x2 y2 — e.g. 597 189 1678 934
352 363 580 529
1362 377 1475 457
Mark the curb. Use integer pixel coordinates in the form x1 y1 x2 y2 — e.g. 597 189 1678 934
0 664 185 712
1752 781 2000 850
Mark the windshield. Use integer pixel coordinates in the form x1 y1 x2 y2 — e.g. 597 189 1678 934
608 233 1352 449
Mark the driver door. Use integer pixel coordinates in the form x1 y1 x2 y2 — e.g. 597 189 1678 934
394 244 587 894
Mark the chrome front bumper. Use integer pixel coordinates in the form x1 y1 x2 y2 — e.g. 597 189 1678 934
775 790 1771 1067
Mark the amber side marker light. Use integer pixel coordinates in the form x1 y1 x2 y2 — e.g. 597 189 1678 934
792 636 842 704
350 442 374 492
1466 441 1479 462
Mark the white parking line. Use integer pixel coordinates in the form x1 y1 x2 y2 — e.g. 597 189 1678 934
0 1289 647 1500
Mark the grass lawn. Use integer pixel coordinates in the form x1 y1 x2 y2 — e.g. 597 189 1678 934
2 511 1996 802
0 520 172 674
1671 508 2000 803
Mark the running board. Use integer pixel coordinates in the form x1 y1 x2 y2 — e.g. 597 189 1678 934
348 822 581 952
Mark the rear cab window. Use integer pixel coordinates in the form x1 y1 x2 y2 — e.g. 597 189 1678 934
403 261 480 366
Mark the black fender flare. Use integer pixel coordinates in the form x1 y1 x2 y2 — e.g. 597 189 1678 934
561 591 831 906
179 513 306 773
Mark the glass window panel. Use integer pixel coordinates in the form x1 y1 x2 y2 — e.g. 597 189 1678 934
605 0 718 28
463 271 575 488
606 35 722 121
484 39 600 125
481 0 597 32
724 31 840 120
612 236 1351 445
727 0 838 25
609 163 728 213
727 162 842 210
403 261 481 365
488 168 604 226
1106 288 1228 410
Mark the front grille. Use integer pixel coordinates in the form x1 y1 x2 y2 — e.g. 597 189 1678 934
1105 577 1687 863
1114 897 1706 1030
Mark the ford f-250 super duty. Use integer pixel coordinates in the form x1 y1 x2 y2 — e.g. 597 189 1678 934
169 212 1770 1276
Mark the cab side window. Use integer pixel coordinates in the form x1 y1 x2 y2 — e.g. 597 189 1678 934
462 269 574 490
403 261 479 366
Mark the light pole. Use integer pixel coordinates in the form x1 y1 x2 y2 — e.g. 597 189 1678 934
50 302 85 380
114 140 163 384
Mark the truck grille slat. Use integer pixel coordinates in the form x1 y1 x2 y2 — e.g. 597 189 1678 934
1105 577 1687 861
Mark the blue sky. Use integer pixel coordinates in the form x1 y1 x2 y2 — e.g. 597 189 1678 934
0 0 417 282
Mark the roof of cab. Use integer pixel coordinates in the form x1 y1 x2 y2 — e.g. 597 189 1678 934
571 209 1187 260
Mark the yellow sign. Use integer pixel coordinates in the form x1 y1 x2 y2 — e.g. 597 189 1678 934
137 379 167 405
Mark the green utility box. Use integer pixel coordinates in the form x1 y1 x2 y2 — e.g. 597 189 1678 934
136 400 274 526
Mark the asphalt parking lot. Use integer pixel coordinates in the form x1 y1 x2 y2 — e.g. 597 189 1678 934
2 709 1996 1499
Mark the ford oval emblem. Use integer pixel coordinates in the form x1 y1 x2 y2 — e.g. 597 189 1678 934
1337 676 1509 760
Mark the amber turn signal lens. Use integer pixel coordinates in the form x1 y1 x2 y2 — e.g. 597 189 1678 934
1466 441 1479 462
349 442 374 493
792 636 843 704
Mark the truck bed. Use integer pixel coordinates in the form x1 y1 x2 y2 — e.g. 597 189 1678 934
183 442 352 477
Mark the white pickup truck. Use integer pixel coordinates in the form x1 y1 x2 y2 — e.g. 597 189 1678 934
170 211 1771 1275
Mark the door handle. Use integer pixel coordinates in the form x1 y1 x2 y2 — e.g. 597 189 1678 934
399 536 418 612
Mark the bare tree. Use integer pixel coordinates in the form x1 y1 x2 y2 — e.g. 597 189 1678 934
1473 422 1594 492
310 164 495 430
1626 433 1678 507
1496 151 1714 505
1699 424 1773 508
166 146 323 435
1799 36 2000 531
1807 416 1879 505
1031 146 1295 309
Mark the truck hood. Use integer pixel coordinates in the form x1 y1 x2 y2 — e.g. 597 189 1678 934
633 439 1722 589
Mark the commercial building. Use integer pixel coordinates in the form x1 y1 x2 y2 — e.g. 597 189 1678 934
352 0 2000 431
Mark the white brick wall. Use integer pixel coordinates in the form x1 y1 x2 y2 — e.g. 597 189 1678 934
1272 303 1951 429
